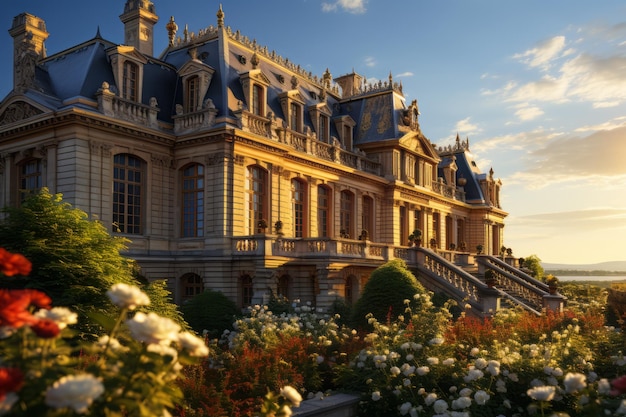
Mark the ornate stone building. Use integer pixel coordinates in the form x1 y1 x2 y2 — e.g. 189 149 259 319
0 2 509 309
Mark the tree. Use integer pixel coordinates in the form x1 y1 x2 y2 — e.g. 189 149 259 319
523 254 544 280
0 189 182 334
350 259 427 329
181 289 240 337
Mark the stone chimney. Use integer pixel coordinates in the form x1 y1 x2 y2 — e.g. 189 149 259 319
334 72 364 99
120 0 159 56
8 13 49 91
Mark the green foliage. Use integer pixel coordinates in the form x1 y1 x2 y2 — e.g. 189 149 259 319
180 289 241 337
350 259 427 328
523 254 545 279
0 189 178 336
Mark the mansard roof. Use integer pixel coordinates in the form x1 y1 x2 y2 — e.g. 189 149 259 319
438 135 486 203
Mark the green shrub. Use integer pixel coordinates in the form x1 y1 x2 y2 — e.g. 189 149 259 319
181 290 241 337
350 259 426 328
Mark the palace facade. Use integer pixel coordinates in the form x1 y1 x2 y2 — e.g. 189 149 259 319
0 2 508 309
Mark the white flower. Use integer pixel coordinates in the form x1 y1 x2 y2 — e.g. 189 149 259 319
390 366 401 376
463 368 484 382
147 343 178 358
474 390 490 405
470 347 480 357
96 335 127 352
399 401 412 415
34 307 77 330
126 312 180 345
527 385 556 402
433 399 448 413
281 386 302 407
452 396 472 409
371 391 381 401
177 332 209 357
424 393 437 406
616 399 626 415
427 357 439 365
107 283 150 310
486 360 500 376
417 366 430 375
443 358 455 366
429 336 444 345
45 374 104 414
563 372 586 394
474 358 487 369
598 378 611 395
459 388 473 397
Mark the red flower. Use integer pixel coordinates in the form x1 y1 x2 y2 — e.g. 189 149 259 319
0 289 51 328
611 375 626 395
0 367 24 401
30 318 60 338
0 249 32 277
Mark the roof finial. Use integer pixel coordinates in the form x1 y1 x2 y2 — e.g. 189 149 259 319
166 16 178 47
95 26 102 39
217 4 224 28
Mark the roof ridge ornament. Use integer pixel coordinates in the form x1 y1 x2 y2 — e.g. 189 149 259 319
217 4 224 28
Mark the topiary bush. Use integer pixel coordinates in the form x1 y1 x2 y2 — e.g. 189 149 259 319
181 290 241 337
350 259 427 329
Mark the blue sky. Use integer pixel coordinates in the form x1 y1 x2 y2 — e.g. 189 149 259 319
2 1 626 265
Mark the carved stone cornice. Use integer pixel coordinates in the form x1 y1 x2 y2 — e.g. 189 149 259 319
0 101 44 125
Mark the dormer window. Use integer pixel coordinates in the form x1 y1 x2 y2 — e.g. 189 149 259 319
333 115 356 150
122 61 138 101
279 90 306 134
290 102 302 132
107 46 147 103
239 69 270 118
186 75 200 112
178 58 216 114
308 103 332 142
252 83 264 116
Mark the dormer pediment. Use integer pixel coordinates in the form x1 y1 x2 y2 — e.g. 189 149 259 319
0 97 48 126
240 68 271 86
399 131 438 161
179 59 216 78
106 45 149 65
308 102 332 115
278 89 305 105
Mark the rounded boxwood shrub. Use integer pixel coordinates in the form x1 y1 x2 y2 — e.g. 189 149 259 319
350 259 427 329
181 290 241 337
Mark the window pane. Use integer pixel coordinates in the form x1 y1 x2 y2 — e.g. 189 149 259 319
113 154 143 234
181 164 205 237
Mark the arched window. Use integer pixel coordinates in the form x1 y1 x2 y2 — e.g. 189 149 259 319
292 178 307 238
246 165 268 234
362 195 374 240
122 61 138 101
182 164 204 237
18 159 42 202
186 75 199 112
113 153 144 234
252 83 264 116
317 185 331 237
240 275 253 307
181 273 203 302
339 190 354 238
277 275 290 300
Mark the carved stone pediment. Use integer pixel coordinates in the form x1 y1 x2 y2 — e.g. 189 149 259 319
0 101 45 125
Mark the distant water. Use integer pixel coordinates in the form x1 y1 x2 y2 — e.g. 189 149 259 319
559 275 626 282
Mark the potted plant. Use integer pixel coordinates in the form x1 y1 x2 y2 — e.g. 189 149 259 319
429 238 437 249
274 220 283 235
545 274 559 295
257 219 268 233
458 241 467 252
449 243 456 251
476 244 483 254
359 229 369 241
484 269 497 288
408 229 422 246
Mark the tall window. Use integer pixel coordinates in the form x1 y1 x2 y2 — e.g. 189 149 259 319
362 196 374 239
181 273 203 303
113 154 144 234
343 125 352 150
247 165 268 234
318 115 328 142
340 190 354 238
277 275 290 299
19 159 42 202
240 275 253 307
345 275 358 305
317 185 331 237
186 75 199 112
433 212 441 247
290 102 301 132
400 206 408 245
122 61 138 101
252 84 264 116
292 179 307 238
182 164 204 237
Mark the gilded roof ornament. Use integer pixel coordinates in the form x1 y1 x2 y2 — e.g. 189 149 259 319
217 4 224 28
166 16 178 47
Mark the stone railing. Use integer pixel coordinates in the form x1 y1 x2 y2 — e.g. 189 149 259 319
173 105 219 134
431 179 465 202
96 83 159 129
476 255 564 312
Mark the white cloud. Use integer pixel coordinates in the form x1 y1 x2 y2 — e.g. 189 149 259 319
364 56 376 67
454 117 480 136
514 105 544 121
321 0 367 14
513 36 567 70
396 71 414 78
